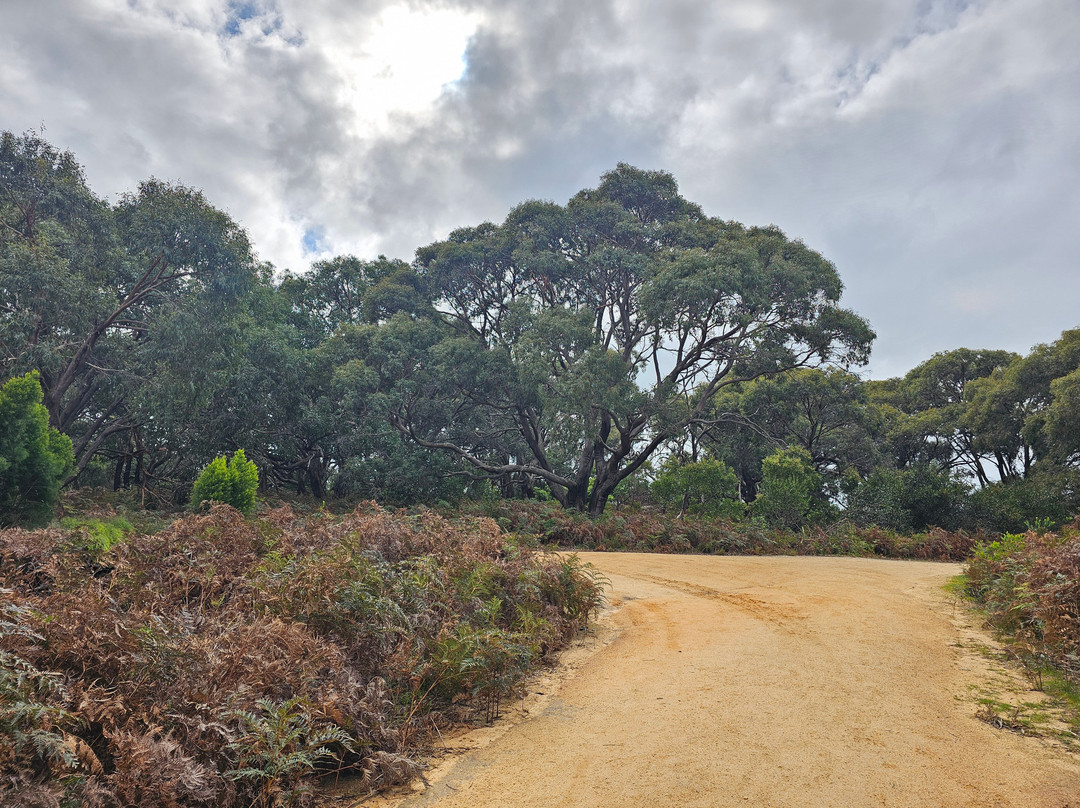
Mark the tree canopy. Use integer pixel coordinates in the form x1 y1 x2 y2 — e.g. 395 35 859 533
5 130 1080 532
374 164 873 514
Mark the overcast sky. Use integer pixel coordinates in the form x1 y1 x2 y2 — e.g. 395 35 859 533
2 0 1077 378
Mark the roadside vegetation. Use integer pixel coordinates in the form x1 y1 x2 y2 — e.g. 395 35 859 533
960 522 1080 741
0 503 604 807
462 497 979 561
3 130 1078 536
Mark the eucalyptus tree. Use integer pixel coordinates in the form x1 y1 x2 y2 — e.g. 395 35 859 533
377 164 873 515
964 329 1080 477
874 348 1019 484
1 131 259 484
700 368 880 500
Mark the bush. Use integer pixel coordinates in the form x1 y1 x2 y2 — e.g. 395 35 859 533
0 504 605 805
968 471 1080 534
964 523 1080 676
191 449 259 516
0 372 74 527
751 447 821 530
650 458 744 519
845 463 969 532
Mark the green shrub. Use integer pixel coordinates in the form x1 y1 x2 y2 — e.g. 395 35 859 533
650 458 745 519
752 447 821 530
0 372 74 527
191 450 259 516
968 471 1080 534
846 463 969 531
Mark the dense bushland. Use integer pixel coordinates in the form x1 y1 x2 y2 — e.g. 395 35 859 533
964 521 1080 680
0 504 604 807
4 130 1079 534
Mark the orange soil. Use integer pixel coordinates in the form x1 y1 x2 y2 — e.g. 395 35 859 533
350 553 1080 808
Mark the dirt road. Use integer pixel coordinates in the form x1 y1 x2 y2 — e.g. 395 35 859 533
382 554 1080 807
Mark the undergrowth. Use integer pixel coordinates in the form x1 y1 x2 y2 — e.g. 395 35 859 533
0 504 604 807
962 520 1080 739
464 499 980 561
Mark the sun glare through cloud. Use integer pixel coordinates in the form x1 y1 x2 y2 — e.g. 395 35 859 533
333 5 478 135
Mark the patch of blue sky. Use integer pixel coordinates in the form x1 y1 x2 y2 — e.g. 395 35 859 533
222 0 286 39
301 226 328 256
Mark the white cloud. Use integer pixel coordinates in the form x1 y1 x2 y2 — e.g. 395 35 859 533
2 0 1078 376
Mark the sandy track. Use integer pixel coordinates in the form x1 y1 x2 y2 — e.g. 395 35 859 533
382 554 1080 807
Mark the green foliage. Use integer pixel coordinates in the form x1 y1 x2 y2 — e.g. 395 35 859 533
752 447 821 529
0 371 74 527
702 368 880 500
224 696 353 808
191 449 259 515
845 462 968 531
964 329 1080 479
59 514 135 555
968 471 1080 534
895 462 969 531
394 164 872 515
650 458 744 519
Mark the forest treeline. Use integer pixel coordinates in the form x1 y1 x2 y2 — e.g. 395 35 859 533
2 130 1079 532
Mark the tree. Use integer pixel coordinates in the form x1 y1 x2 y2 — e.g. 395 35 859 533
0 371 73 526
1 131 258 486
1045 366 1080 464
700 368 879 500
278 255 411 348
871 348 1018 484
378 164 873 515
964 329 1080 478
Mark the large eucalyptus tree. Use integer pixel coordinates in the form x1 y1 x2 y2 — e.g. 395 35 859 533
375 164 874 514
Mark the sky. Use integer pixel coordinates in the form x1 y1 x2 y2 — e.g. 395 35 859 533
2 0 1078 378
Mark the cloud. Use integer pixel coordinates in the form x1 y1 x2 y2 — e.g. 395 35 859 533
2 0 1078 376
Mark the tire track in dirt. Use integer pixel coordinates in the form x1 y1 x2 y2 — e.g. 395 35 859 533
615 571 808 630
351 554 1080 808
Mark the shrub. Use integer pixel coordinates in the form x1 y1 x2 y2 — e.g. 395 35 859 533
191 449 259 516
965 524 1080 676
968 471 1080 534
0 504 605 805
751 447 821 530
650 458 745 519
0 371 74 527
846 463 969 532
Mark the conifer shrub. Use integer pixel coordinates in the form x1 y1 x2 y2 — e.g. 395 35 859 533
0 371 74 527
190 449 259 516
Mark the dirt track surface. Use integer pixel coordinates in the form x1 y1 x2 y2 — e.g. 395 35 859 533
383 554 1080 807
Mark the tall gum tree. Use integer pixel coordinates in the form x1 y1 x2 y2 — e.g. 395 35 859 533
1 131 257 482
380 164 873 515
